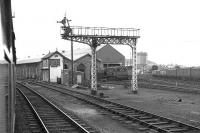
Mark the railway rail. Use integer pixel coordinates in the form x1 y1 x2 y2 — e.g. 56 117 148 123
16 82 98 133
25 80 200 133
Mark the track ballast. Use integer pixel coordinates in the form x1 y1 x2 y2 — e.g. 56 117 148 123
26 81 200 133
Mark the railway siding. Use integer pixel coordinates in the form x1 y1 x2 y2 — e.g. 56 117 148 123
26 81 200 133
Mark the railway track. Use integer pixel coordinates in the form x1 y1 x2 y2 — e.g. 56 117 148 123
26 81 200 133
16 89 45 132
16 82 98 133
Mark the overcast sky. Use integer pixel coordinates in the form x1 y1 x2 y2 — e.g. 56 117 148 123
5 0 200 66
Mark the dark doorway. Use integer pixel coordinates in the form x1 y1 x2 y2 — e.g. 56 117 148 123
77 64 86 81
63 64 68 69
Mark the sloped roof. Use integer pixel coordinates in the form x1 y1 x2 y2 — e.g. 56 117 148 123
62 51 101 62
74 53 101 62
16 45 110 65
0 60 8 64
62 51 89 61
97 44 125 58
17 58 41 64
42 52 54 59
61 44 120 60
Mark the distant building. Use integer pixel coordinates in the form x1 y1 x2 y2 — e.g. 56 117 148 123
63 44 126 68
137 52 147 66
125 52 148 73
96 44 125 68
125 52 148 66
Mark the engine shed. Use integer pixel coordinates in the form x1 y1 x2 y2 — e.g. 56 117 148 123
16 58 42 80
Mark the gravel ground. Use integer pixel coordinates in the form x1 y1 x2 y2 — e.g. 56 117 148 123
30 84 148 133
28 82 200 132
97 84 200 128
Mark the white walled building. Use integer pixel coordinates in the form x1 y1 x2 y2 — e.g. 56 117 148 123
41 51 71 82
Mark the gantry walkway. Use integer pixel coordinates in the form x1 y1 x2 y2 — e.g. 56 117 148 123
61 26 139 44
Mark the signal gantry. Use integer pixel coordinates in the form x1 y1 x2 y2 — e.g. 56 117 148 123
58 17 140 94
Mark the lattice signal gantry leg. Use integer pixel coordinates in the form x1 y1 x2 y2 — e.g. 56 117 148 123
91 45 97 95
131 39 138 93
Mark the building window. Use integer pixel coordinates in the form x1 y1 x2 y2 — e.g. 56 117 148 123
103 63 120 68
103 64 108 68
108 64 120 67
50 59 60 67
43 60 48 67
64 64 68 69
77 64 85 72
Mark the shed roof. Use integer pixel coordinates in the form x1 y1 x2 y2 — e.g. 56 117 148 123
0 60 8 64
17 58 41 64
16 45 108 65
42 52 54 59
62 51 88 61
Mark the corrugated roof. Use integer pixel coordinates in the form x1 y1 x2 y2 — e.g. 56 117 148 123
16 45 109 65
17 58 41 64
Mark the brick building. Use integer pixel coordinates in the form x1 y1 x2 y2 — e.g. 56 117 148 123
74 53 102 81
96 44 125 68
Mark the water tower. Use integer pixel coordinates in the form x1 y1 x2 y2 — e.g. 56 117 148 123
137 52 147 73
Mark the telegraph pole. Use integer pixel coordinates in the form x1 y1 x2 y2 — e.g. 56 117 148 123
71 29 74 85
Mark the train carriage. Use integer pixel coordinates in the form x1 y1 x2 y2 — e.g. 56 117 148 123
152 67 200 81
166 69 176 78
0 0 16 132
177 68 191 79
152 70 160 77
113 66 130 80
160 70 166 76
190 68 200 80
